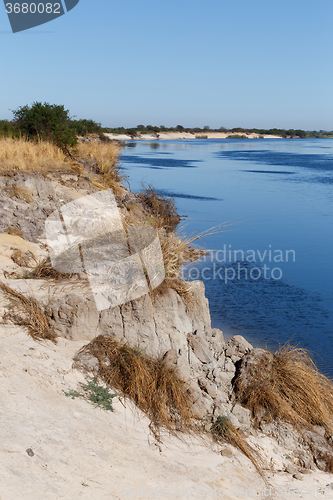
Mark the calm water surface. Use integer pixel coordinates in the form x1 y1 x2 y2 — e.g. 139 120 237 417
120 139 333 375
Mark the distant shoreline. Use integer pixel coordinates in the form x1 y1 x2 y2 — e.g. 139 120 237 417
104 131 283 141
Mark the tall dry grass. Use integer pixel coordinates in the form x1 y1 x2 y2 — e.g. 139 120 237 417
78 335 193 435
24 257 79 281
0 282 57 342
11 248 36 267
0 137 123 198
235 344 333 435
4 185 33 203
138 185 181 231
75 141 122 192
0 137 66 173
157 224 228 299
211 415 263 477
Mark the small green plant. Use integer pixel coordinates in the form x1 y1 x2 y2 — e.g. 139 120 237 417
64 377 117 411
211 415 231 438
64 389 81 399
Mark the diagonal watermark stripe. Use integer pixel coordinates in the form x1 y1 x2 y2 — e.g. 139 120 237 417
63 0 79 12
3 0 80 33
45 189 165 311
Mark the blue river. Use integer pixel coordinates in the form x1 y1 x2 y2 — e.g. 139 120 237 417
120 138 333 375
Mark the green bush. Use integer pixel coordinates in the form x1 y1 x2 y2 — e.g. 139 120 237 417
12 102 78 151
127 128 138 138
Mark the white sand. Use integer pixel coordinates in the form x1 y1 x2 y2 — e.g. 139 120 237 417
0 317 332 499
105 132 282 141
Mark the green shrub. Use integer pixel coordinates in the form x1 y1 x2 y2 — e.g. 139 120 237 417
64 377 117 411
12 102 78 151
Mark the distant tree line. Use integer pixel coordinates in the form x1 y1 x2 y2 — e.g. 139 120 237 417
106 124 333 139
1 103 333 147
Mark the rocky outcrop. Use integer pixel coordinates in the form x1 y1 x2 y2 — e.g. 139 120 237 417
0 170 148 243
0 171 97 242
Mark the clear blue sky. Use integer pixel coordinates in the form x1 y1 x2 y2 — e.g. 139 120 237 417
1 0 333 130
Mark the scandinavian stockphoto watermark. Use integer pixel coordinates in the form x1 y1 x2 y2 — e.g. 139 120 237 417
3 0 80 33
45 189 165 312
182 245 296 284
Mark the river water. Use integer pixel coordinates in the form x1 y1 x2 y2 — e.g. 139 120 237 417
120 138 333 375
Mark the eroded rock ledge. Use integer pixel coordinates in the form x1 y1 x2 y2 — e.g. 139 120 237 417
46 280 251 421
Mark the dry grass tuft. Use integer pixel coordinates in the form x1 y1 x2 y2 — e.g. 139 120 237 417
234 344 333 435
5 225 23 238
78 335 193 435
0 282 57 342
11 249 36 267
159 228 205 280
156 225 226 299
0 137 66 173
75 141 123 193
24 257 79 281
152 276 195 304
211 415 263 477
66 161 86 176
4 185 33 203
138 185 181 231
